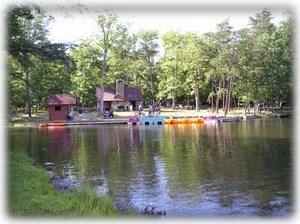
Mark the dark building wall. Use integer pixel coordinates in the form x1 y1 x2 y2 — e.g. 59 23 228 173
48 105 72 121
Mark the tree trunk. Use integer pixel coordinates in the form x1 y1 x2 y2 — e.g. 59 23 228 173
98 48 108 116
149 58 155 105
254 101 260 115
24 68 31 117
222 79 225 111
98 87 104 113
211 95 214 113
194 67 201 111
172 89 176 109
224 77 232 117
194 81 200 111
215 91 219 114
216 82 221 114
211 96 214 113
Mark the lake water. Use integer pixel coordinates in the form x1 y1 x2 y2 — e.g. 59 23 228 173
8 118 293 217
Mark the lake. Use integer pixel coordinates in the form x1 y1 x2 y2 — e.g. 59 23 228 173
8 118 293 217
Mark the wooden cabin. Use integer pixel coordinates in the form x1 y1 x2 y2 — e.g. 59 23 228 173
47 94 77 121
96 79 143 111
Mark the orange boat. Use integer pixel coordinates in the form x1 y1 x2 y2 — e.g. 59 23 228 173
178 118 190 124
193 118 204 123
165 119 173 124
46 123 66 127
39 123 47 128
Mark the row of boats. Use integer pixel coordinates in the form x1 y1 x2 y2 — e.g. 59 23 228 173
128 115 249 125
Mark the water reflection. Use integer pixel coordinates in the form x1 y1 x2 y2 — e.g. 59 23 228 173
8 119 292 217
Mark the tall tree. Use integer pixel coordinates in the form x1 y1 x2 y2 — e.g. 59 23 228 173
181 32 212 111
209 20 238 116
159 31 185 109
249 9 276 112
204 32 222 114
7 5 69 116
69 39 102 107
235 9 283 114
96 12 128 115
106 32 137 85
136 30 159 104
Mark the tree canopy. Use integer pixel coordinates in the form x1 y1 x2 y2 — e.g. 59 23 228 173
7 6 294 116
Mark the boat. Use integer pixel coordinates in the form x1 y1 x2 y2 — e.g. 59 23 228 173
46 123 66 127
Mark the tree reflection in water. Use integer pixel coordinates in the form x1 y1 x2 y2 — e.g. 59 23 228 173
8 119 292 217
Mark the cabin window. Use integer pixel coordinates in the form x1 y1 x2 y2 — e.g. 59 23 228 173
55 106 61 111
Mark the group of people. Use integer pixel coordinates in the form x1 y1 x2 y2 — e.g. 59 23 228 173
137 103 162 116
147 104 161 116
67 107 83 121
66 103 162 121
67 106 114 120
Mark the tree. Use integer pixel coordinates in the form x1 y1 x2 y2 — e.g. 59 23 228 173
181 32 212 111
208 20 238 116
96 12 128 115
7 55 25 112
69 39 102 107
30 57 73 112
248 9 276 112
159 31 185 109
234 9 293 114
7 5 69 116
136 30 160 104
106 31 137 85
205 31 224 114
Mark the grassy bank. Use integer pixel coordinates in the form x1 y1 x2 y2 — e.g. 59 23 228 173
8 151 117 217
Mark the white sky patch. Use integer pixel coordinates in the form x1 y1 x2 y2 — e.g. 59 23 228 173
46 6 291 44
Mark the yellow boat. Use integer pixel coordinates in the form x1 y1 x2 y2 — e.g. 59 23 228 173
165 119 173 124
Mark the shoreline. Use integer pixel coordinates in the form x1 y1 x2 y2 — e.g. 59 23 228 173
8 108 292 127
8 151 120 217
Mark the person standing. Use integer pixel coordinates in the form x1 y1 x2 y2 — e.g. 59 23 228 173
138 104 143 115
78 106 83 120
148 104 153 116
68 110 74 120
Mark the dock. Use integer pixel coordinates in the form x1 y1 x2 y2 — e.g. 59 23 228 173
139 116 165 125
39 115 262 128
40 119 127 127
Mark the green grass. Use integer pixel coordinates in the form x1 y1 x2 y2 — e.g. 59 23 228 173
8 151 118 217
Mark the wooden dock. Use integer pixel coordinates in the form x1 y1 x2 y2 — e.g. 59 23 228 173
41 119 127 127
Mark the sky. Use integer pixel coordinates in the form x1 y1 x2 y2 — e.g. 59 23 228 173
45 4 292 44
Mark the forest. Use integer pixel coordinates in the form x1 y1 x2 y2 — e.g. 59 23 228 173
7 5 294 117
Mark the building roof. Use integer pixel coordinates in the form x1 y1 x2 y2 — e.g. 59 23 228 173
47 94 77 106
96 86 142 102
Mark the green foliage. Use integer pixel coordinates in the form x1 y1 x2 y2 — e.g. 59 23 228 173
136 30 160 103
7 7 293 116
235 10 294 108
69 39 102 106
7 5 71 115
159 31 186 105
8 151 117 217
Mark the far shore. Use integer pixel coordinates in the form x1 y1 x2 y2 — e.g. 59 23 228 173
8 107 292 127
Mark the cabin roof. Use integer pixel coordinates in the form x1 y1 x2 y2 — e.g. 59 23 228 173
97 86 142 102
47 94 77 106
